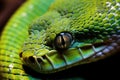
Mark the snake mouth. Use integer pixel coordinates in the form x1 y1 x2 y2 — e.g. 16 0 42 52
20 34 120 73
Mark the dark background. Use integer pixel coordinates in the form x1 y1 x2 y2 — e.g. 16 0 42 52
0 0 120 80
0 0 25 33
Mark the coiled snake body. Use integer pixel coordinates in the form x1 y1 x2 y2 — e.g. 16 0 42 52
0 0 120 79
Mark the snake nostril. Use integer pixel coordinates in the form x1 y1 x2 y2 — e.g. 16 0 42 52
29 56 36 63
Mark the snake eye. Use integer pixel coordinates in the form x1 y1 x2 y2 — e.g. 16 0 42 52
54 32 73 50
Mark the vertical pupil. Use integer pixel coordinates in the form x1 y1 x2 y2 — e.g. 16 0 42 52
60 35 65 45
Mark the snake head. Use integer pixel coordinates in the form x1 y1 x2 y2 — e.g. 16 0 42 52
20 0 120 74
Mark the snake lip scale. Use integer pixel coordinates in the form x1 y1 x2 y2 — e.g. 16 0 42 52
88 34 120 62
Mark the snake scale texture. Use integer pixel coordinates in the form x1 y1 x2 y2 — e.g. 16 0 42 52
0 0 120 80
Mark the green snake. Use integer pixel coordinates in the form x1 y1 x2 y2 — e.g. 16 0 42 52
0 0 120 79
